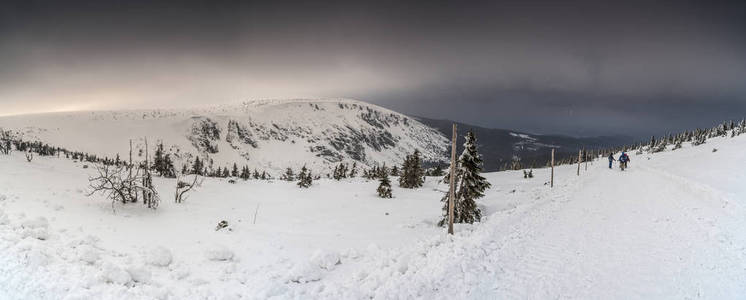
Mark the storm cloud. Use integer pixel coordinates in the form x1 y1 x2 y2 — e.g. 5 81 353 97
1 0 745 137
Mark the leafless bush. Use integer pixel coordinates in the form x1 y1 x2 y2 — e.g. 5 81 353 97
87 164 160 212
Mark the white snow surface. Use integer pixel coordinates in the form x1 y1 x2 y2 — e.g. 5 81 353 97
0 99 448 174
2 134 746 298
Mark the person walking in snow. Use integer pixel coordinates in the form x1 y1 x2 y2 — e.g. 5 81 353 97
608 153 615 169
618 151 630 171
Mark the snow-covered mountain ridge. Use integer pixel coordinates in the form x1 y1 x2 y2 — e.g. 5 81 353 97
0 99 448 174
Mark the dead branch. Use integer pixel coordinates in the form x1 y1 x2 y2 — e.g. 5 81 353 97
175 173 201 203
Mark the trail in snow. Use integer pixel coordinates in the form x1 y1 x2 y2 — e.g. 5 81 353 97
278 143 746 299
494 163 746 298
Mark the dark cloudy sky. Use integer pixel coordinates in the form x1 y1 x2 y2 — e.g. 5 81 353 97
1 0 745 137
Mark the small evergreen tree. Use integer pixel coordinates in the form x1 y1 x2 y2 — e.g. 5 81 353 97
377 171 393 198
399 150 425 188
162 154 176 178
240 166 250 180
297 165 313 188
333 163 348 180
390 165 400 176
191 157 203 175
349 162 358 178
153 142 167 176
429 165 444 177
231 163 239 177
282 167 295 181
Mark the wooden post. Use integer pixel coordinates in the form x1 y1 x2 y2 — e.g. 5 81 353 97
447 124 457 235
577 149 581 176
584 149 588 171
144 137 151 207
128 139 133 203
550 148 554 188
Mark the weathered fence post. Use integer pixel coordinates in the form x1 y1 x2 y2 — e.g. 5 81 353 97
550 148 554 188
448 124 457 235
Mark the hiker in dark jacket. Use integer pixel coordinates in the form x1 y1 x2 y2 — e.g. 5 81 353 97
608 153 615 169
618 152 630 170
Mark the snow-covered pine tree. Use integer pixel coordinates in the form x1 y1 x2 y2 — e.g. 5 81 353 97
390 165 399 176
430 165 445 177
239 166 249 180
153 141 166 176
438 131 490 226
191 157 203 175
377 171 393 198
333 163 348 180
231 163 239 177
297 165 313 188
399 149 425 188
282 167 295 181
348 162 358 178
162 154 176 178
376 163 389 179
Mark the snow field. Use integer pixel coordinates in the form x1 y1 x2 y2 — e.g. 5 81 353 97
1 134 746 298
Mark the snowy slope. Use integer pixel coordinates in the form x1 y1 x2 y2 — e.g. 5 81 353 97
0 99 448 174
2 132 746 298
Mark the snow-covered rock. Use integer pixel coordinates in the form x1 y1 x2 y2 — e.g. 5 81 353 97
77 245 100 264
205 245 234 261
145 246 173 267
126 266 152 284
100 262 132 285
310 249 341 270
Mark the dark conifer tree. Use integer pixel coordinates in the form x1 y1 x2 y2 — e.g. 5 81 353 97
240 166 250 180
283 167 295 181
191 157 203 175
439 131 490 226
162 154 176 178
377 171 393 198
297 165 313 188
399 150 425 188
231 163 239 177
348 162 358 178
390 165 399 176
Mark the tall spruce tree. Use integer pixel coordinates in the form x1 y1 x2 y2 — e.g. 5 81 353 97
438 131 490 226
